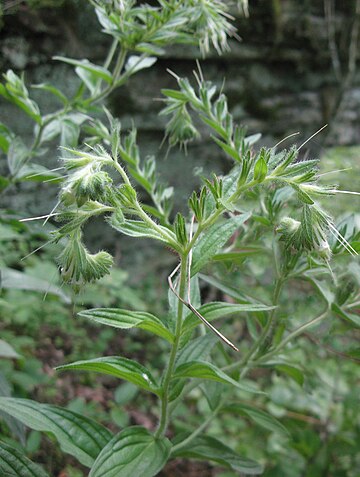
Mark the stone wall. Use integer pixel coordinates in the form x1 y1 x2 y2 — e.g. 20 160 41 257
0 0 359 217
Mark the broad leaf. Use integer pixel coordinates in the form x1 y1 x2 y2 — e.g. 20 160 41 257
78 308 174 343
191 213 251 275
173 435 263 474
56 357 160 395
0 441 49 477
224 403 289 436
0 398 112 467
182 301 275 334
89 426 171 477
173 360 262 394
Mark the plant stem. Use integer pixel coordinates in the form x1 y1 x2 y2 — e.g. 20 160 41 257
185 179 258 253
258 309 329 363
155 255 188 438
235 276 283 379
134 203 180 252
170 401 222 453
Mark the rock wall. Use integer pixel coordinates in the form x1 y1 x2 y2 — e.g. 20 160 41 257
0 0 359 217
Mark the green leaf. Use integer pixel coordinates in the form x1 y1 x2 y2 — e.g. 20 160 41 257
89 426 171 477
0 398 112 467
176 333 218 365
54 57 113 83
212 247 265 262
212 136 240 161
110 219 177 247
60 119 80 147
0 267 71 304
32 83 68 104
56 357 160 395
78 308 174 343
125 56 157 74
332 303 360 327
191 213 251 275
7 137 29 177
173 360 262 394
0 83 41 125
224 403 289 436
253 156 268 182
182 301 275 334
199 273 255 303
16 163 62 183
0 340 20 359
0 373 26 445
173 435 263 474
275 364 304 385
0 122 13 153
261 361 305 385
0 441 49 477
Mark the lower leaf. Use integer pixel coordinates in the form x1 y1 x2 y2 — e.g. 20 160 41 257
89 426 171 477
0 398 112 467
0 441 49 477
172 435 263 474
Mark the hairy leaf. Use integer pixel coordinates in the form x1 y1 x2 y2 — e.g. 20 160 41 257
191 213 251 275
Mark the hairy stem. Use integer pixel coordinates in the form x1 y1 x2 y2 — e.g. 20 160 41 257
155 255 188 438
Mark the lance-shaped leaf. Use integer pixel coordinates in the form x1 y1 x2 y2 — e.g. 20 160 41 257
78 308 174 343
53 57 113 83
182 301 275 334
172 435 263 475
110 218 178 249
173 360 262 394
0 398 112 467
0 441 49 477
332 303 360 327
56 357 160 395
224 403 289 436
191 213 251 275
89 426 171 477
176 333 218 366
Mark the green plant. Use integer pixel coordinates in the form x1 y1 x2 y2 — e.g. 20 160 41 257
1 1 359 476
